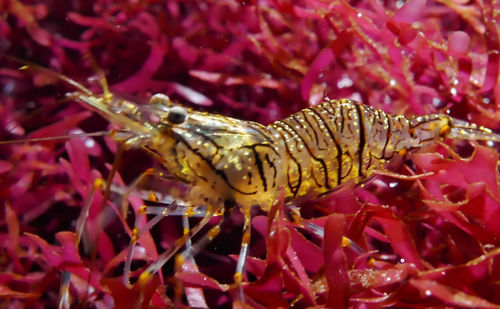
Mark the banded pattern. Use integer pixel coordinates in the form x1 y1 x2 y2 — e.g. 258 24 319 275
268 99 451 200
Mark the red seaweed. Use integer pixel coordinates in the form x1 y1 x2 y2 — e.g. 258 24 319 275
2 0 500 307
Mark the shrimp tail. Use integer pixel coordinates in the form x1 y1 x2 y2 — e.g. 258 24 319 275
406 113 500 147
446 117 500 143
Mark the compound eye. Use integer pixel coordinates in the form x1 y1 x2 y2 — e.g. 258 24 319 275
166 106 187 124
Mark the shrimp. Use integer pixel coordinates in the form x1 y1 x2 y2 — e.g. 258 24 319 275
69 84 500 291
5 60 500 306
70 93 500 213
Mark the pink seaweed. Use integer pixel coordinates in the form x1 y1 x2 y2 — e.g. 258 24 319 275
2 0 500 307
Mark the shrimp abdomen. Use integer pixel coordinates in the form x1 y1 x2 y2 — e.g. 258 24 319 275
271 99 500 201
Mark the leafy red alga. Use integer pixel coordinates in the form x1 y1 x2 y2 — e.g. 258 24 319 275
324 214 349 308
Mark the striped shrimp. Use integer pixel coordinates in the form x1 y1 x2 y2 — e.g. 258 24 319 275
6 61 500 305
69 84 500 288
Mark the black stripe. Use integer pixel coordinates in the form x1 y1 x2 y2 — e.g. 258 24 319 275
264 153 277 188
242 142 280 155
291 114 316 146
274 125 302 197
306 109 331 145
245 122 277 145
187 125 222 150
340 104 345 133
177 135 257 195
307 107 343 186
300 110 326 150
279 120 330 189
366 153 374 172
180 126 222 161
310 166 322 187
241 144 267 192
353 103 366 177
343 153 354 178
382 111 391 159
322 107 342 132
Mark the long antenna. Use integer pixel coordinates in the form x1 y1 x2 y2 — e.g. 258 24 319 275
2 54 94 95
0 131 113 145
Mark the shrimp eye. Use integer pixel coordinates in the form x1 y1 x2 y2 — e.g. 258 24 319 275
166 106 187 124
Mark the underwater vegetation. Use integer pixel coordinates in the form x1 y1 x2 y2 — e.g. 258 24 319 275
2 0 500 307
